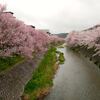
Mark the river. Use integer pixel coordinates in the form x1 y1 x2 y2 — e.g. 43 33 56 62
44 47 100 100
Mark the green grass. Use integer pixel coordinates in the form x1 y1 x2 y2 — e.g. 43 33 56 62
0 54 24 73
23 47 58 100
58 52 65 64
56 51 65 64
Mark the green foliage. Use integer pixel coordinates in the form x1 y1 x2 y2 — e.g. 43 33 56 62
58 52 65 64
56 50 65 64
0 55 24 72
24 47 57 99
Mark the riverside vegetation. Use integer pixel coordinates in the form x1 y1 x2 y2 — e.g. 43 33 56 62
0 4 65 100
0 55 24 72
66 25 100 68
22 47 65 100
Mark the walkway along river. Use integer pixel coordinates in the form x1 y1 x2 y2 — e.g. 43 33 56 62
44 47 100 100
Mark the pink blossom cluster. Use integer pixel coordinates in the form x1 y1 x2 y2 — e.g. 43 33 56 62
0 4 64 58
50 35 65 45
66 25 100 56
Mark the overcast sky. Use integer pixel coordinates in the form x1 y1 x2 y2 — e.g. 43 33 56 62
0 0 100 33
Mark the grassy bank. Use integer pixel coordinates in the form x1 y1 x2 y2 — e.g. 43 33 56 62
56 51 65 64
0 55 24 73
22 47 64 100
58 52 65 64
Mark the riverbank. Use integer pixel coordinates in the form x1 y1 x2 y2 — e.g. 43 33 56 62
0 55 24 73
68 45 100 68
0 53 44 100
22 47 65 100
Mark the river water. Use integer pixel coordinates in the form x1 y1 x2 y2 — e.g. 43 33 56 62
44 47 100 100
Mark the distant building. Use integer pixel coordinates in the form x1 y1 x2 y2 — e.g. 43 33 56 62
30 25 35 28
4 11 14 14
83 24 100 31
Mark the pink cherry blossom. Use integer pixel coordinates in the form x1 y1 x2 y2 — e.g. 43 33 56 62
66 25 100 56
0 4 64 58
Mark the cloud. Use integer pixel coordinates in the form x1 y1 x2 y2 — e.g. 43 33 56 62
0 0 100 33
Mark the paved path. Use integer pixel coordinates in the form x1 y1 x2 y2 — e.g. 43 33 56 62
45 47 100 100
0 54 44 100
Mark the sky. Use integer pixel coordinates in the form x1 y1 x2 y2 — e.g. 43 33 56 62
0 0 100 34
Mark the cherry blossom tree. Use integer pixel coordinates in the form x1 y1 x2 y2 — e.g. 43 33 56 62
0 4 64 58
66 25 100 56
